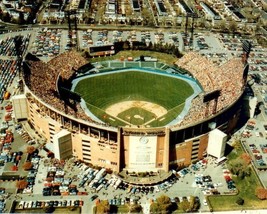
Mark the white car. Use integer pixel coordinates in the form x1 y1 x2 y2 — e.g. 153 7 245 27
18 201 24 209
28 201 33 208
203 199 208 206
154 185 160 192
214 182 223 187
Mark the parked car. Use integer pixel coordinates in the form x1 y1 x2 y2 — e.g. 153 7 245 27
90 194 98 201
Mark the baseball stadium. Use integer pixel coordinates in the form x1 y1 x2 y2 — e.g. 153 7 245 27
14 49 248 178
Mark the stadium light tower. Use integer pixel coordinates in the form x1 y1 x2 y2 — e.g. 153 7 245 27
185 13 197 49
65 8 79 51
242 40 252 86
13 36 23 78
190 13 197 48
185 14 189 36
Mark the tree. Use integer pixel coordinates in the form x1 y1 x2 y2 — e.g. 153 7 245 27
43 206 55 213
23 161 33 170
47 151 54 158
2 12 11 22
129 203 142 213
148 41 153 50
189 196 200 211
232 139 242 150
16 180 28 189
69 206 76 211
229 20 238 34
26 146 36 154
197 17 206 29
236 197 244 205
123 41 130 50
255 187 267 200
254 20 263 35
150 202 160 213
11 165 18 171
229 158 251 179
96 200 110 214
174 197 180 203
218 20 227 32
82 13 90 24
256 35 267 48
18 12 25 24
240 153 251 165
155 195 172 213
179 199 190 212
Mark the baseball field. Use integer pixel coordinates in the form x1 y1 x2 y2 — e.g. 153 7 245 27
74 70 194 127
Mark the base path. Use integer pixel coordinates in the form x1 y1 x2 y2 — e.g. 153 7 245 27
105 100 167 118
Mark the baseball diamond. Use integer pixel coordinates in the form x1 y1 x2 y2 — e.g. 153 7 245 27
72 67 199 127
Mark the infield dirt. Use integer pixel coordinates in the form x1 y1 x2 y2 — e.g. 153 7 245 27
105 101 167 118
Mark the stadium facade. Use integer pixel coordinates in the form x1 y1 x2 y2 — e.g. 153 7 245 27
15 51 247 173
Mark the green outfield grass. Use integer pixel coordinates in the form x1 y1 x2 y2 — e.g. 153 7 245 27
74 70 194 127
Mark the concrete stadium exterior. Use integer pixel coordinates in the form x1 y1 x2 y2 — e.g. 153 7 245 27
18 51 247 174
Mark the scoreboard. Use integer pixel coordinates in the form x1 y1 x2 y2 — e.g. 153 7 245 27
89 45 115 56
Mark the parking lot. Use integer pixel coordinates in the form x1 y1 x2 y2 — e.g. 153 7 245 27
14 198 83 212
237 118 267 188
15 125 232 213
0 111 236 213
1 26 267 213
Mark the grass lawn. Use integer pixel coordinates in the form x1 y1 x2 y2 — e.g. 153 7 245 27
208 170 266 211
89 50 179 65
208 142 267 211
74 70 193 127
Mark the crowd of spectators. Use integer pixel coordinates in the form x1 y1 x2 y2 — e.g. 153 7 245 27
25 50 245 129
26 51 91 122
49 51 87 80
200 52 228 65
174 51 244 128
26 51 116 128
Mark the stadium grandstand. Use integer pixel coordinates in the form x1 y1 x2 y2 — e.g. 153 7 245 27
14 49 247 176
